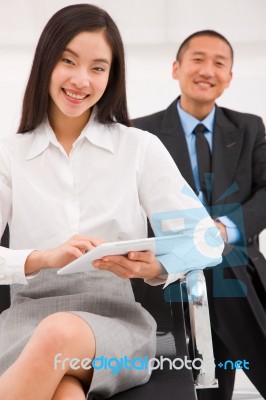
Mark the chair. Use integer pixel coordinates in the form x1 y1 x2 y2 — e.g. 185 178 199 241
0 228 216 399
0 225 10 313
109 270 217 399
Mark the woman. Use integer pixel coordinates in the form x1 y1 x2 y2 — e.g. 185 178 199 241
0 4 223 399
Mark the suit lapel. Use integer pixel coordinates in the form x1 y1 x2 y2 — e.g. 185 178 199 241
158 101 245 203
159 100 197 193
211 107 245 203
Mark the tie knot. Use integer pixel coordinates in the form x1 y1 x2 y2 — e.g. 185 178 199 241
193 123 207 135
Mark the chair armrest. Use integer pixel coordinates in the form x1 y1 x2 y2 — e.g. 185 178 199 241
184 270 218 389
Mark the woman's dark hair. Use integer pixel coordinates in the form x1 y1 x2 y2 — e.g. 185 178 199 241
176 30 234 65
18 3 130 133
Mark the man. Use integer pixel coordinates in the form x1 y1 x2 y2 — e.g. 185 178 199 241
133 30 266 400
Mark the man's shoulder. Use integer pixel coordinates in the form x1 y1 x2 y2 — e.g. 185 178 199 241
218 106 263 126
132 99 178 134
132 109 167 133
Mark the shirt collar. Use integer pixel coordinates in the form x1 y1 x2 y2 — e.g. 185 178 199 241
26 107 114 160
177 100 215 138
81 107 114 153
26 126 50 160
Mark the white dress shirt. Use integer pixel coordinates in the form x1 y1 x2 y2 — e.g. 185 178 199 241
0 110 223 286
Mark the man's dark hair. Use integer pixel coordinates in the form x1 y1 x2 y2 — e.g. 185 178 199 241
176 30 234 65
18 3 130 133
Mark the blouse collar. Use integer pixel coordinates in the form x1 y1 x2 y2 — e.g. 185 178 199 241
26 107 114 160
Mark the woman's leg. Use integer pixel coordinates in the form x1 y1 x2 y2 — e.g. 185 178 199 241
0 312 95 400
52 376 86 400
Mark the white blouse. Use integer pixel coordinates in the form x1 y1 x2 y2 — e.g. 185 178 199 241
0 111 223 286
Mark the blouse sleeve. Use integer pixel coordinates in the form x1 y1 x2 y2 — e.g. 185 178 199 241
138 134 224 287
0 143 33 284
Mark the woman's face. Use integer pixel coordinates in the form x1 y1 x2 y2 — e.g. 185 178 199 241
49 30 112 122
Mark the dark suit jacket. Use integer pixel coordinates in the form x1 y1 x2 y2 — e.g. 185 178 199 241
133 98 266 292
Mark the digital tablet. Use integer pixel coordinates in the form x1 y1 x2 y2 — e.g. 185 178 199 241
57 235 179 275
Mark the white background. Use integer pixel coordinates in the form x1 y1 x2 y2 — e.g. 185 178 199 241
0 0 266 258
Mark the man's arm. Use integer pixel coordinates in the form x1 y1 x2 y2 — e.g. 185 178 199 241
228 116 266 241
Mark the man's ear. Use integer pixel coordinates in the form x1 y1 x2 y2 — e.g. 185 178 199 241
225 70 233 89
172 60 180 80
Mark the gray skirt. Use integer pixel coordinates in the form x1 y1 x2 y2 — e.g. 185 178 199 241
0 269 157 399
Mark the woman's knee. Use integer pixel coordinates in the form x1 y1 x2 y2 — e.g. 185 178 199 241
27 313 94 361
34 313 76 351
18 312 95 379
52 375 86 400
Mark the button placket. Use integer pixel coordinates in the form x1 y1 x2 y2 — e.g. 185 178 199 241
63 153 80 234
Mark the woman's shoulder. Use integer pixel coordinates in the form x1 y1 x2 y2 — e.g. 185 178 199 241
108 121 161 147
0 130 39 158
0 128 37 142
0 131 32 145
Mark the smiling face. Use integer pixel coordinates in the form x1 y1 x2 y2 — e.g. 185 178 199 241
172 35 233 119
48 30 112 127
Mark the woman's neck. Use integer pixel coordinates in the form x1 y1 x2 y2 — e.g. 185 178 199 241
48 109 91 154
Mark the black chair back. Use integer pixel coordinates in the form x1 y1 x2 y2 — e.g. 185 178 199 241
0 225 11 313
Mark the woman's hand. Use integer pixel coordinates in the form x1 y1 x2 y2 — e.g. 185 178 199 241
93 251 161 280
25 235 103 275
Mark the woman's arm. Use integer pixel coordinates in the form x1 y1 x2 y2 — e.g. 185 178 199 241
25 235 103 275
140 135 224 285
93 134 224 285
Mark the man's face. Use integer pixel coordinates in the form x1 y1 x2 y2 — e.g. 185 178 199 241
172 35 233 112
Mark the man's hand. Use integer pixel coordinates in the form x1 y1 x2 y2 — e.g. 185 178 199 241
93 251 161 280
214 221 228 243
